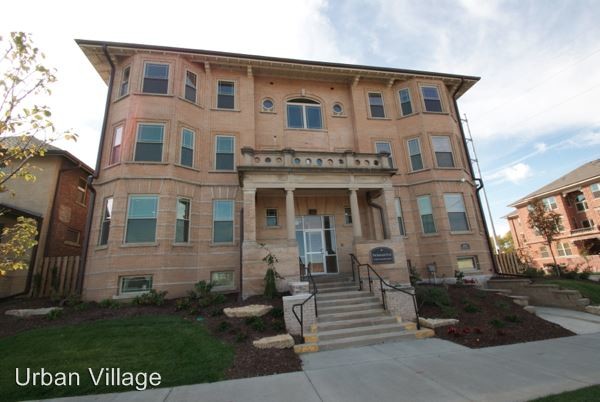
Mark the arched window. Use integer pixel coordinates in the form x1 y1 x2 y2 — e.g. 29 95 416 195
286 98 322 129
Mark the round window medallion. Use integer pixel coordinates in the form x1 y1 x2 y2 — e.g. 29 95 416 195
262 99 274 111
333 103 343 114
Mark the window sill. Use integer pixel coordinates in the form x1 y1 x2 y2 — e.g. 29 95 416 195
172 243 193 247
420 233 439 237
177 96 203 109
112 291 149 300
113 93 130 103
211 107 241 112
75 201 87 208
210 242 238 247
95 245 109 251
208 169 237 173
435 166 461 170
134 92 174 98
64 241 81 247
331 114 348 118
175 163 201 172
284 128 328 133
407 168 431 174
422 111 449 115
259 110 276 114
265 225 281 229
397 112 417 120
124 161 169 166
367 117 391 120
450 231 473 235
120 242 159 248
104 162 121 171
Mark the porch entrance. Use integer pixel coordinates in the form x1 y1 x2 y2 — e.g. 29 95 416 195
296 215 339 275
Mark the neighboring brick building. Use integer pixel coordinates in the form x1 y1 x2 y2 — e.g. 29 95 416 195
506 159 600 271
77 40 494 301
0 137 93 298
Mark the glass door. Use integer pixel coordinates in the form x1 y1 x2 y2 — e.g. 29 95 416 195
296 215 339 275
305 230 325 274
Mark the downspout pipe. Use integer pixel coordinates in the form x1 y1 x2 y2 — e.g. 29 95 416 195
452 78 499 274
367 191 389 240
76 44 115 294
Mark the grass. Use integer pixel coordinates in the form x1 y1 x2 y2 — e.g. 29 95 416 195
540 279 600 304
529 385 600 401
0 315 234 402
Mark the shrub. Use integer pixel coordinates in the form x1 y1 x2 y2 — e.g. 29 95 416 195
409 266 421 286
440 305 458 318
562 268 579 280
175 297 191 311
46 309 63 320
73 302 91 311
65 294 82 307
245 316 266 332
579 269 592 280
264 268 278 299
489 319 506 328
504 314 522 323
269 307 284 318
99 298 121 309
523 267 545 278
463 303 480 314
454 270 465 286
133 289 167 306
190 280 226 307
217 321 231 332
416 287 451 308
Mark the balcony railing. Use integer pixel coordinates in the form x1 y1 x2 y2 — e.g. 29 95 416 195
570 225 599 235
238 147 395 171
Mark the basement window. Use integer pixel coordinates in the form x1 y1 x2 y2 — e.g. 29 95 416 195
120 276 153 294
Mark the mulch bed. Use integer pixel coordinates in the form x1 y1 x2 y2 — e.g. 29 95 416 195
418 285 575 348
0 293 301 380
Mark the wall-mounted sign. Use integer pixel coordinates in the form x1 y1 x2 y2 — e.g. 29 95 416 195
460 243 471 250
370 247 394 264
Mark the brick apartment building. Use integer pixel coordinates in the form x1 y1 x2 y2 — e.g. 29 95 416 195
77 40 494 301
506 159 600 271
0 137 92 298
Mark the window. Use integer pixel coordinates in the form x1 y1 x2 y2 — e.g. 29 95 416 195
213 200 234 243
176 198 191 243
457 256 479 272
65 228 81 245
444 194 469 232
592 183 600 198
555 217 565 232
215 135 235 170
109 126 123 165
135 124 164 162
99 197 113 246
332 103 343 115
119 66 130 97
217 80 235 109
542 196 558 210
540 246 550 258
395 198 406 236
432 136 454 168
286 98 322 129
557 242 572 257
180 128 194 167
398 88 413 116
421 85 442 112
344 207 352 224
184 71 197 103
408 138 424 171
582 219 595 228
266 208 278 227
575 194 588 211
375 141 393 168
142 63 169 94
211 271 234 290
261 98 274 112
125 196 158 243
368 92 385 118
120 276 152 294
76 177 87 205
417 195 436 234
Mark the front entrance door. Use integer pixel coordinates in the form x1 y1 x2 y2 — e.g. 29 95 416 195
296 215 339 275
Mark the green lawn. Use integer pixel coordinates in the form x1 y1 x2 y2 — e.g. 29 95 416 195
540 279 600 304
530 385 600 401
0 315 234 402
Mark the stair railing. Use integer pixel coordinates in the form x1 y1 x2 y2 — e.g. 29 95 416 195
292 262 318 340
350 253 420 330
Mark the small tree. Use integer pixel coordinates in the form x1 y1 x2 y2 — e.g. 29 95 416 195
260 243 282 299
0 32 76 276
527 200 561 276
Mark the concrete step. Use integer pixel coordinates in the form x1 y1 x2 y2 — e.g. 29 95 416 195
317 290 369 301
319 296 379 307
318 285 360 294
508 295 529 306
314 281 358 290
576 298 590 306
311 275 354 284
316 329 428 351
480 288 512 294
316 323 407 341
318 308 388 323
316 315 398 332
319 301 382 315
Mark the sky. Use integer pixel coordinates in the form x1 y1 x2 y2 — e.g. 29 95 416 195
3 0 600 237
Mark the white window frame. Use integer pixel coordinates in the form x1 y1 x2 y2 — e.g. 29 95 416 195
332 102 344 116
98 197 113 246
119 275 153 295
214 135 235 171
457 256 480 272
76 177 87 205
216 80 236 109
407 138 424 171
444 193 470 232
180 128 195 168
557 242 572 257
575 194 588 212
375 141 394 168
142 62 170 95
420 85 443 113
265 208 278 227
134 123 165 162
211 271 235 291
591 183 600 198
286 98 323 129
109 125 123 166
261 98 274 112
212 200 235 244
119 66 130 98
184 70 198 103
124 195 159 244
540 246 550 258
344 207 352 224
417 195 437 234
542 196 558 210
398 88 413 116
581 219 595 229
395 198 406 236
432 135 455 168
367 91 386 118
65 228 81 246
175 198 191 243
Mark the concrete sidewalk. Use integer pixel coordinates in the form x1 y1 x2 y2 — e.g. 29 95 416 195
41 334 600 402
535 306 600 334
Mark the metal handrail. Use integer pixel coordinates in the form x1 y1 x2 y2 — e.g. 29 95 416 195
350 253 420 330
292 263 318 340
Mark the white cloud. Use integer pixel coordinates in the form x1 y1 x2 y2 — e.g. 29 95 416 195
534 143 547 153
487 163 533 184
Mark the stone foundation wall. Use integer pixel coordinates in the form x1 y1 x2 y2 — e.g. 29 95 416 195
488 279 589 310
283 293 316 335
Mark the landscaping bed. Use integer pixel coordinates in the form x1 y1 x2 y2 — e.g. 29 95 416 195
417 285 575 348
0 290 301 400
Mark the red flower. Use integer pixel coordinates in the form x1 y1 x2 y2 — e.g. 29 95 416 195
462 327 471 334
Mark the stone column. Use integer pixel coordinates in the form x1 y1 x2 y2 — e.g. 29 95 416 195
286 188 296 241
243 188 256 242
383 188 401 238
349 188 363 239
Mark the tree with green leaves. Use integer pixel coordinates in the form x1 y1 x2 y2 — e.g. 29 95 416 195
0 32 76 276
527 200 562 276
